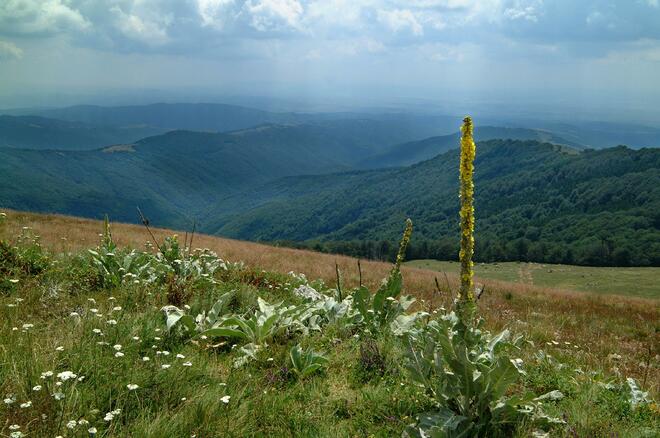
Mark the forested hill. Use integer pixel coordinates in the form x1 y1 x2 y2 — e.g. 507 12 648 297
209 140 660 266
359 126 582 168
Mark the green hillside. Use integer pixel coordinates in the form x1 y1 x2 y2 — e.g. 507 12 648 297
0 115 165 150
360 126 583 168
0 120 437 226
210 141 660 266
0 126 365 226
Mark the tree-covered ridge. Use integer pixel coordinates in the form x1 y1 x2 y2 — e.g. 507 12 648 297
212 141 660 266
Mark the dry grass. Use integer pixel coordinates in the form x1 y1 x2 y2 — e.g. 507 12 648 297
2 208 658 394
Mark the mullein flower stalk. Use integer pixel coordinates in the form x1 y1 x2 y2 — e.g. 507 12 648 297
457 116 477 323
394 218 413 272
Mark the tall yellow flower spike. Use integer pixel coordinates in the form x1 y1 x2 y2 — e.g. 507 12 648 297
395 218 413 271
458 116 476 321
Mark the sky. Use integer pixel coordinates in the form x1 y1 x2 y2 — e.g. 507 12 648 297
0 0 659 123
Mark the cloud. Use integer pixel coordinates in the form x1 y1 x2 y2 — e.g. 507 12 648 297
244 0 304 31
0 0 90 36
0 40 23 59
109 4 171 46
377 9 424 36
197 0 237 28
0 0 658 62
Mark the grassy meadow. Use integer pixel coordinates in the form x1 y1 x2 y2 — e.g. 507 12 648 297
407 260 660 299
1 209 658 437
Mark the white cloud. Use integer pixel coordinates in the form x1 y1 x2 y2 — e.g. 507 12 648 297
245 0 304 31
0 0 90 35
110 5 171 46
504 6 539 23
377 9 423 36
645 0 659 8
0 40 23 59
197 0 236 28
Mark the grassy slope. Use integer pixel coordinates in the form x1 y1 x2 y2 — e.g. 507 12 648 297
1 210 658 437
407 260 660 299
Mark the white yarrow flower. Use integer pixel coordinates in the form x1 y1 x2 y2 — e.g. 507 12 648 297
57 371 77 381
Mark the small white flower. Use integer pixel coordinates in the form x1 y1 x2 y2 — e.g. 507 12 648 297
4 395 15 404
154 337 162 341
176 354 185 359
112 306 122 311
108 296 116 301
70 312 80 318
41 370 53 379
9 424 20 430
22 323 34 330
132 336 140 341
78 419 89 426
66 420 77 429
53 392 65 400
32 385 42 391
161 364 171 369
55 346 64 351
56 381 63 386
10 431 24 438
92 328 103 334
88 298 96 303
127 384 139 391
57 371 77 381
182 361 192 367
19 401 32 408
88 427 98 434
9 279 19 284
106 319 118 325
115 352 125 358
142 356 150 362
90 308 99 313
113 344 122 351
220 395 231 404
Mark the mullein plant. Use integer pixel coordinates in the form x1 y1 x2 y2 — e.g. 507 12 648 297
457 116 477 324
403 117 564 437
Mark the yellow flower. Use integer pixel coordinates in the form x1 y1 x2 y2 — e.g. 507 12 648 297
457 116 477 321
395 218 413 271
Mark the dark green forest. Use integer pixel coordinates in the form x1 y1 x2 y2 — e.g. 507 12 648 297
213 141 660 267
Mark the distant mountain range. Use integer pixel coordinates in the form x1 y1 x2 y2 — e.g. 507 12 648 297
0 102 658 266
0 115 166 150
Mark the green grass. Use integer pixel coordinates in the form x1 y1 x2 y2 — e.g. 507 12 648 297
1 223 658 437
406 260 660 299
